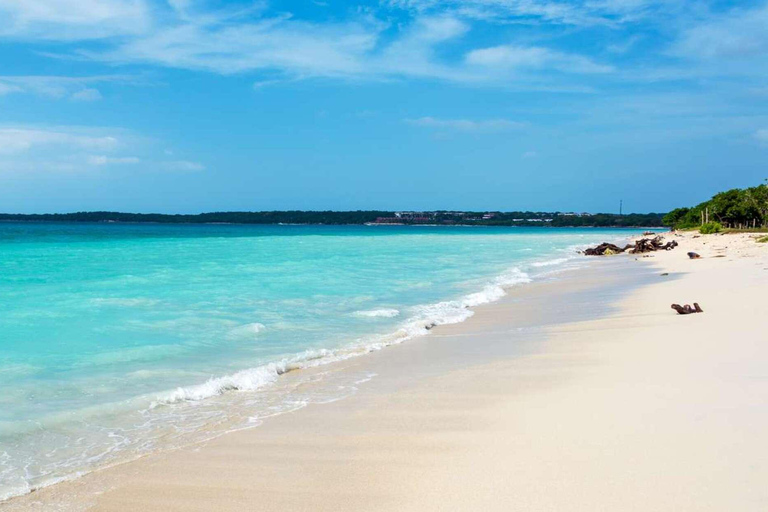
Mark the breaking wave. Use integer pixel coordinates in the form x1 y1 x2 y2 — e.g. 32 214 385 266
353 308 400 318
148 267 533 409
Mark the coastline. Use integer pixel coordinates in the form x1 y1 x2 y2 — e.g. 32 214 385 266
5 231 767 511
0 226 637 503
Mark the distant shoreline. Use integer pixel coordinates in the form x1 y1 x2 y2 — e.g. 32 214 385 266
0 220 662 229
0 210 666 228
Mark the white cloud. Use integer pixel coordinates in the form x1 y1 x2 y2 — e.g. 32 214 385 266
0 125 200 175
607 35 641 54
522 150 537 158
755 129 768 144
0 75 131 99
0 0 149 40
9 2 608 88
388 0 665 27
74 10 608 87
90 16 380 76
0 82 23 94
70 88 102 101
0 127 118 154
373 16 472 81
163 160 205 171
671 4 768 60
406 116 526 131
87 155 140 165
466 45 613 74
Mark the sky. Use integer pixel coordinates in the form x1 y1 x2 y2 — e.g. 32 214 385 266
1 0 767 214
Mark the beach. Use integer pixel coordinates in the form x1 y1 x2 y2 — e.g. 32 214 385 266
5 230 768 511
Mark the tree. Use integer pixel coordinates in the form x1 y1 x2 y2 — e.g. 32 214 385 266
662 207 690 227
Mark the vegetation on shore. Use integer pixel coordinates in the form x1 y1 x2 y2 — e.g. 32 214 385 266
0 211 665 227
663 181 768 230
699 222 723 234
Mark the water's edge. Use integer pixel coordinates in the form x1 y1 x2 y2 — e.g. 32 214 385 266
1 232 647 503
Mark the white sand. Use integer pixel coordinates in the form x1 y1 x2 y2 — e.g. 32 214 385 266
5 231 768 511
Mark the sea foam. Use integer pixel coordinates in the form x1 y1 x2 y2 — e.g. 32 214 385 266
353 308 400 318
149 267 532 408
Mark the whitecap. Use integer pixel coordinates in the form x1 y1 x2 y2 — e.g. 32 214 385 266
530 257 570 268
227 322 266 339
352 308 400 318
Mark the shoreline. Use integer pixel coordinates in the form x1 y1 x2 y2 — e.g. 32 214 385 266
5 231 767 511
1 236 626 504
0 219 663 228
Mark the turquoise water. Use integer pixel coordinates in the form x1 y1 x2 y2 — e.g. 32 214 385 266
0 223 640 499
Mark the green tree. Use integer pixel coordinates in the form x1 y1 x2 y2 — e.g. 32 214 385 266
662 207 690 227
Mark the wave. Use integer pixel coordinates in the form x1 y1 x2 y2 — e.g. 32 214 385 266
90 297 160 307
0 254 595 504
148 266 533 409
530 257 570 268
227 322 266 339
353 308 400 318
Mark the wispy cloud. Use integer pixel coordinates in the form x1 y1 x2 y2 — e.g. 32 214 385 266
755 129 768 145
387 0 668 27
0 125 201 175
406 116 526 131
2 1 615 89
0 0 150 40
0 0 760 96
607 35 641 54
0 75 136 100
0 127 119 155
87 155 140 165
466 45 613 74
87 15 381 76
71 88 103 101
163 160 205 171
670 4 768 60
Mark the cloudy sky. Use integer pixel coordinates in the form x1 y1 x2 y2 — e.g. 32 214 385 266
1 0 767 213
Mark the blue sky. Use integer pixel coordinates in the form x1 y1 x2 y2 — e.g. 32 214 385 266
1 0 767 213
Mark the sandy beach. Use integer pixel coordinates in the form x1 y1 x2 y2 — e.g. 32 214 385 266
5 231 768 511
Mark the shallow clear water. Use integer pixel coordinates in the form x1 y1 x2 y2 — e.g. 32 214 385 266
0 222 641 499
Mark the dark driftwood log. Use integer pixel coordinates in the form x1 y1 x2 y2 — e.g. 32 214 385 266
628 236 678 253
583 236 678 256
583 243 627 256
671 303 703 315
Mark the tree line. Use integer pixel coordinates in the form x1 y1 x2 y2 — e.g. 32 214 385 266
0 210 665 227
662 181 768 230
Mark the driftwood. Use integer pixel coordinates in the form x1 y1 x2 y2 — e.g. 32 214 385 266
583 236 678 256
630 236 678 253
582 242 632 256
671 303 703 315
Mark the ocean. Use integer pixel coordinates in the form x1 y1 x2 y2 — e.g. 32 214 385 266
0 222 641 500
